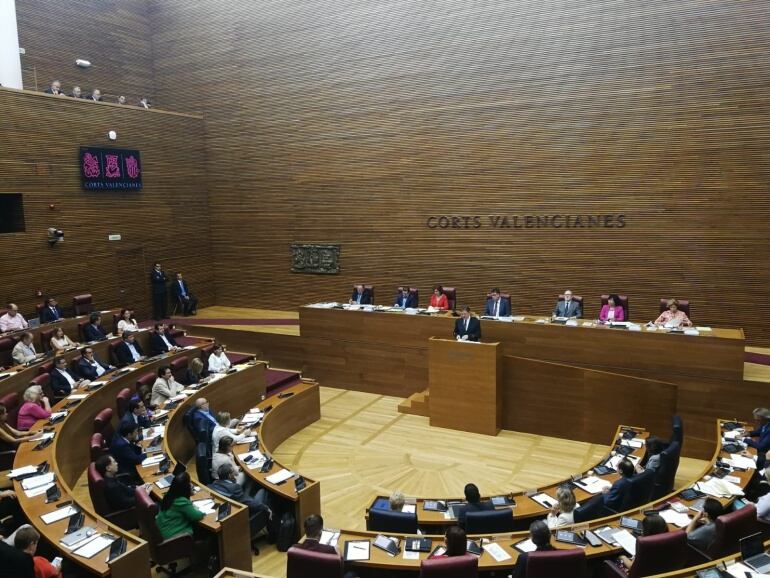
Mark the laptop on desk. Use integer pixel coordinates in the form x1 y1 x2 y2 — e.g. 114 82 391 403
740 532 770 573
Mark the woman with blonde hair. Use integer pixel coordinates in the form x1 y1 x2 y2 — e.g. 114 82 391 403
50 327 78 353
546 485 577 528
17 385 52 431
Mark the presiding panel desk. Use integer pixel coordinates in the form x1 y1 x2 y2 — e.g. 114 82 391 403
11 339 212 578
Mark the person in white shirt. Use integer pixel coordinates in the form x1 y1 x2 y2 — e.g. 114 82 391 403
0 304 28 333
116 309 139 335
211 411 249 452
207 345 232 374
50 356 88 396
50 327 78 353
546 485 577 529
151 365 183 407
756 468 770 524
12 333 40 365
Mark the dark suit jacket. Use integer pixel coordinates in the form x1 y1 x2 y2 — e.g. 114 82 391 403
294 539 337 555
182 368 204 385
208 479 269 517
84 323 108 342
453 316 482 342
350 289 372 305
511 544 555 578
41 305 63 323
120 410 151 432
104 475 136 511
0 541 34 578
50 367 79 395
151 270 168 295
190 409 217 443
484 298 511 317
43 88 63 96
150 331 178 355
553 299 582 318
172 280 193 300
603 476 632 511
394 294 417 308
77 356 111 380
115 340 144 366
109 435 146 475
458 500 494 527
745 423 770 453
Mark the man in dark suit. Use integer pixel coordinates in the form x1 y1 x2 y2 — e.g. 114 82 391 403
110 421 146 479
88 88 102 102
77 347 112 380
43 80 64 96
50 356 86 396
172 273 198 316
744 408 770 453
95 454 137 511
0 533 34 578
453 306 481 342
40 297 63 323
484 288 510 318
150 323 180 355
115 332 145 366
294 514 337 554
209 463 271 549
510 520 555 578
602 458 634 511
120 398 152 432
394 287 416 308
83 313 108 342
552 289 582 318
150 263 168 320
457 483 494 528
349 284 372 305
69 85 83 99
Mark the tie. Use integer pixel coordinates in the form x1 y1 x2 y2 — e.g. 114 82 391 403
494 301 499 317
465 319 469 331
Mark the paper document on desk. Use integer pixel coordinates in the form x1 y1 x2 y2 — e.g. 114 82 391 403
67 394 88 400
49 411 67 421
73 534 115 559
0 371 18 378
25 482 55 498
22 472 54 490
513 538 537 553
237 450 265 468
193 499 216 514
141 454 166 467
41 505 78 524
236 436 256 445
620 438 645 448
723 430 744 440
530 492 558 509
265 469 294 484
726 562 767 577
696 326 713 332
401 504 416 514
729 454 756 469
8 465 38 478
344 540 370 561
695 478 745 498
483 542 512 561
142 425 165 438
183 345 197 350
152 409 169 420
320 529 340 547
574 476 612 494
612 529 637 556
606 454 640 470
658 508 691 528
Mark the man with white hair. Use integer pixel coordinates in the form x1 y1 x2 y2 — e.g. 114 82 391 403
552 289 582 318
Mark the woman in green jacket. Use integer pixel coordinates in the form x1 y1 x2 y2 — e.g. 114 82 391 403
156 472 205 539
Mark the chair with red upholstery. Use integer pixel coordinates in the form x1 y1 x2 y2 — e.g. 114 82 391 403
0 337 16 368
0 393 18 467
659 298 691 318
0 392 19 414
70 355 83 378
286 546 343 578
93 408 115 445
30 373 55 401
77 320 90 342
116 388 132 419
442 287 457 311
600 294 630 320
35 303 45 323
528 549 586 578
112 313 121 334
87 462 137 529
38 360 54 376
135 372 155 396
72 294 93 316
602 530 688 577
135 487 194 575
108 342 122 368
169 357 188 382
39 329 56 353
419 553 478 578
557 293 584 316
90 433 107 461
707 503 760 559
200 344 215 367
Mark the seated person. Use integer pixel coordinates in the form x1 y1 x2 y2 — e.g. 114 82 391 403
453 307 481 342
295 514 336 553
69 85 83 98
389 491 406 511
109 421 146 478
511 520 554 578
599 294 625 323
17 386 51 431
744 408 770 453
95 454 138 511
349 284 372 305
150 366 183 407
686 498 723 551
0 525 34 578
212 411 248 451
40 297 63 323
211 436 248 488
0 304 28 333
756 468 770 523
88 88 102 102
207 344 232 374
83 313 108 341
120 398 152 431
116 309 139 335
183 358 206 385
429 286 449 310
77 346 113 380
209 463 271 551
12 333 40 365
553 289 582 318
433 525 467 557
457 483 493 528
639 437 666 472
172 273 198 316
484 288 510 317
654 299 692 328
0 404 38 448
616 512 668 571
155 472 204 539
49 327 77 353
394 287 416 308
50 356 88 396
150 323 179 355
546 485 577 529
602 458 634 511
9 525 62 578
115 331 145 366
43 80 64 95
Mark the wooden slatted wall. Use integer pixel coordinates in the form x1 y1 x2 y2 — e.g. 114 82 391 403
0 88 212 319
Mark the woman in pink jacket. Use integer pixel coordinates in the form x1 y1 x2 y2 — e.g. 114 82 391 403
17 385 52 431
599 294 625 323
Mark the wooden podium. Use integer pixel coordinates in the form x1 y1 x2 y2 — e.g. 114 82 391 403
428 337 501 436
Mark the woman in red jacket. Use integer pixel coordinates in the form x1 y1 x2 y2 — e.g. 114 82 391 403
430 286 448 310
